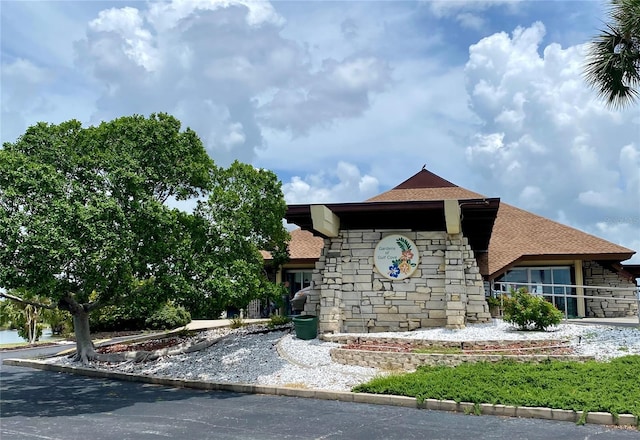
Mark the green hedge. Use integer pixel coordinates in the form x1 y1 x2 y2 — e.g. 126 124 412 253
91 301 190 332
353 356 640 418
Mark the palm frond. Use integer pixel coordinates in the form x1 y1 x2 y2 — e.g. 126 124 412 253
584 0 640 109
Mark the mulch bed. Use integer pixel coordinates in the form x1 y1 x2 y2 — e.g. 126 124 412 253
97 335 193 354
341 340 575 356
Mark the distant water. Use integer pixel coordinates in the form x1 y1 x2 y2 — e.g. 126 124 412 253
0 329 54 344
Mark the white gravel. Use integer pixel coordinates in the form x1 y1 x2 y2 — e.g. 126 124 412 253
46 320 640 392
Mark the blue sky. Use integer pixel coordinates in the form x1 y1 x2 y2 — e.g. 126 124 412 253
2 0 639 263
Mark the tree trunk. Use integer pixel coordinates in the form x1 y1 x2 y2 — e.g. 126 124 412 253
72 309 97 364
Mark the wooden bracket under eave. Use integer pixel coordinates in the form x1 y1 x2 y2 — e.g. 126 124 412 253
310 204 340 237
444 199 461 235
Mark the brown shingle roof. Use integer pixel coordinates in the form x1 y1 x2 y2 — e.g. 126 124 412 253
487 204 634 277
287 228 324 260
284 169 635 276
262 228 324 261
367 187 486 202
367 169 635 277
367 169 485 201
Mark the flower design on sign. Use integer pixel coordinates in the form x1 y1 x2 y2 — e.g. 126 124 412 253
388 237 417 278
374 234 420 280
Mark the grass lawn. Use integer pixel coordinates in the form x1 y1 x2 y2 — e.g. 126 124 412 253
353 355 640 418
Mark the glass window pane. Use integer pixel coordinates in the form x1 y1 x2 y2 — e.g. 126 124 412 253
552 268 571 285
504 269 527 283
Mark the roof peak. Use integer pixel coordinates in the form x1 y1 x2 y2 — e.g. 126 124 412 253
393 168 458 190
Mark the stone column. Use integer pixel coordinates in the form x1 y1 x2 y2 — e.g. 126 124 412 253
445 234 467 329
318 235 344 333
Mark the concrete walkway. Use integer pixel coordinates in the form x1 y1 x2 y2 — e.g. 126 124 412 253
184 318 269 331
567 316 639 327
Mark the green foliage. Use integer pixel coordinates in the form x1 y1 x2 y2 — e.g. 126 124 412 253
44 308 73 336
502 288 563 331
268 314 291 328
584 0 640 109
0 114 289 356
0 114 213 318
353 356 640 418
145 302 191 330
184 161 290 317
485 295 502 308
91 300 190 332
0 290 71 343
229 316 245 329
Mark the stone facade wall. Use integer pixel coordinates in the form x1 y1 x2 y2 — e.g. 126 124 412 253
302 229 491 334
583 261 638 317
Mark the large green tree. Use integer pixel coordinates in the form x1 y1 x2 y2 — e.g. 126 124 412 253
585 0 640 108
180 161 290 318
0 114 213 362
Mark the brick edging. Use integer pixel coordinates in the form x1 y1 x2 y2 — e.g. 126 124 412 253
4 358 637 428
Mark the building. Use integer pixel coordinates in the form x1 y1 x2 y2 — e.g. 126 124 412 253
274 168 639 333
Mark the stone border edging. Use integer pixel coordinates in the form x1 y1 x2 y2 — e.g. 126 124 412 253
4 358 637 428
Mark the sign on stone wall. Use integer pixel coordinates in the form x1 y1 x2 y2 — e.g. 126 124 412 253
374 234 420 280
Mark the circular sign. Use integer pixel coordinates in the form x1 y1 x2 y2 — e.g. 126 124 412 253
374 234 420 280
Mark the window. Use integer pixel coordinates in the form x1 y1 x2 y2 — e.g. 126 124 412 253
284 270 313 296
494 266 577 318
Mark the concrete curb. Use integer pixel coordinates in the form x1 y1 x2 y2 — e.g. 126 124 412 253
4 357 637 428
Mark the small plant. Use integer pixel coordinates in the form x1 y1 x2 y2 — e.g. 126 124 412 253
486 295 501 308
229 315 245 329
268 314 291 328
502 288 563 331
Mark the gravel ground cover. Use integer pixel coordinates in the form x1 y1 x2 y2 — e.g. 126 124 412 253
45 320 640 392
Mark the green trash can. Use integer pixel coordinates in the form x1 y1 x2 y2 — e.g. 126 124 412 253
292 315 318 340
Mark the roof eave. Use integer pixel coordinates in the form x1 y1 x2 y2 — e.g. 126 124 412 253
487 252 636 279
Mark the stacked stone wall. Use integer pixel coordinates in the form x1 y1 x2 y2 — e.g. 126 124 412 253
583 261 638 318
304 229 491 334
329 348 593 370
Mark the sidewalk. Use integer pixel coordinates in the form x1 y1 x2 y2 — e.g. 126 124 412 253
567 316 639 328
184 318 269 331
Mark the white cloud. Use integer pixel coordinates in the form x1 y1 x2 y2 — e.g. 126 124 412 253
463 22 640 262
147 0 284 31
88 7 159 71
427 0 522 31
518 185 546 210
1 59 53 142
3 1 637 263
72 1 391 165
455 12 486 31
283 162 379 204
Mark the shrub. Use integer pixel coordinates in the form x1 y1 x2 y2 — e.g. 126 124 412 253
91 301 191 332
502 288 563 331
268 314 291 328
90 305 141 332
229 316 245 329
45 308 73 337
145 302 191 330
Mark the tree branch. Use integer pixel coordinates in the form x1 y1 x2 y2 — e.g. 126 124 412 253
0 292 57 310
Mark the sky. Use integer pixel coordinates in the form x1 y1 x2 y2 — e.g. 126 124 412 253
1 0 639 264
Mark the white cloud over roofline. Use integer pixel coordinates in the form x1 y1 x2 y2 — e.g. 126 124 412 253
464 22 640 262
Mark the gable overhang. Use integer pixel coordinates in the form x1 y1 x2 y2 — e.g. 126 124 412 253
486 252 637 280
622 264 640 276
286 198 500 254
